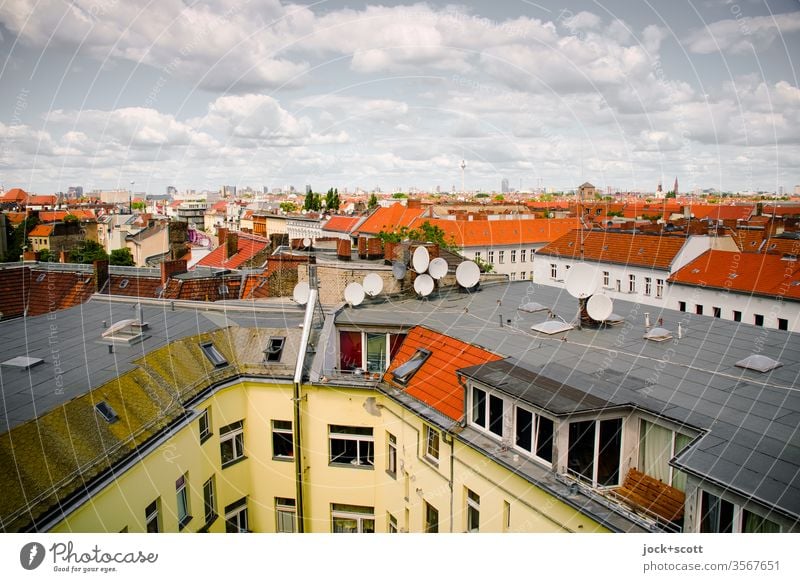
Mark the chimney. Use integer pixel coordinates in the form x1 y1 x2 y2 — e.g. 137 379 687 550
357 236 368 259
94 259 109 293
217 226 228 247
407 198 422 209
59 250 70 263
367 237 383 260
337 239 352 261
23 250 37 261
225 232 238 261
161 259 188 285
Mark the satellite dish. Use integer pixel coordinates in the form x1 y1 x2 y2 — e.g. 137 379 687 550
344 282 365 306
292 282 310 305
428 257 448 279
414 274 434 297
586 294 613 321
363 273 384 296
565 263 597 298
302 237 311 247
392 261 407 280
412 246 430 273
455 261 480 288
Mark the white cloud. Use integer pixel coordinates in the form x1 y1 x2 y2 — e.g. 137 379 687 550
684 11 800 54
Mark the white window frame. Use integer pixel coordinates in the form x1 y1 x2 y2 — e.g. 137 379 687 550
474 251 481 260
387 432 397 478
271 419 294 460
509 272 516 281
512 404 554 467
550 263 557 279
498 250 505 264
388 512 398 533
520 249 527 263
644 277 652 296
510 250 516 263
275 497 296 533
198 407 211 443
329 425 374 467
145 499 160 533
176 474 190 529
567 417 623 488
331 504 375 533
656 278 664 298
469 385 505 438
466 488 480 533
220 420 245 467
224 497 249 533
202 476 216 525
628 274 636 293
424 425 440 464
603 271 610 287
520 271 527 280
488 250 494 264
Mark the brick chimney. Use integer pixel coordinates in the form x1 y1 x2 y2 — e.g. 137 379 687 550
337 239 352 261
407 198 422 209
59 250 70 263
225 232 239 261
217 227 228 247
94 259 109 293
161 259 188 285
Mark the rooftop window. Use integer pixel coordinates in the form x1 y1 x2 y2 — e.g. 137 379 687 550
264 337 286 362
518 302 548 313
735 354 782 373
95 401 119 423
644 327 672 342
200 342 228 368
531 320 573 335
391 348 431 385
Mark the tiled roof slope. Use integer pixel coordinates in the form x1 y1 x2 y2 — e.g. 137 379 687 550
108 274 163 298
26 271 95 316
384 326 501 421
355 203 426 235
196 233 270 269
322 215 361 233
419 218 578 247
669 250 800 300
28 225 54 237
0 267 31 319
536 230 687 270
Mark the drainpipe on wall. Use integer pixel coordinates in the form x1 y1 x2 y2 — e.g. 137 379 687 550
293 289 317 533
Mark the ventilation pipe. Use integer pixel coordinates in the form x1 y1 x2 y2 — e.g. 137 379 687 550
677 322 683 339
644 312 651 329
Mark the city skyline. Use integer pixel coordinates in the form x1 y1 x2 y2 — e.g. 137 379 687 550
0 0 798 194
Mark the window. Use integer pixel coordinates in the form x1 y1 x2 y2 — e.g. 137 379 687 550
474 251 481 260
628 274 636 293
509 272 516 281
696 304 703 315
514 405 554 465
488 251 494 264
203 476 216 525
387 432 397 478
503 500 511 532
713 306 721 318
264 336 285 362
700 491 734 533
176 474 191 529
365 332 387 373
520 249 526 262
329 425 374 467
424 425 440 463
145 499 160 533
470 386 504 437
603 271 610 287
678 301 686 312
388 512 398 533
272 420 293 460
220 420 245 467
754 314 764 327
331 503 375 533
778 318 788 331
224 497 248 533
198 408 212 443
391 348 431 384
275 498 296 533
530 271 534 281
733 310 742 322
424 501 439 533
550 263 557 279
498 250 505 264
656 279 664 298
510 250 516 263
615 279 621 292
200 342 228 368
466 489 480 532
567 418 622 487
638 420 691 492
520 271 527 280
338 330 362 371
644 277 652 296
741 509 780 533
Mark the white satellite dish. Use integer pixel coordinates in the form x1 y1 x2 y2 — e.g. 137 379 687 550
428 257 448 280
292 282 310 305
392 261 407 280
302 237 311 247
412 246 430 273
363 273 384 297
344 282 365 306
414 274 435 297
455 260 480 288
565 262 597 299
586 294 614 321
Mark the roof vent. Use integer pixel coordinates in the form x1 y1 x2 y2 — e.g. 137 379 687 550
101 319 147 345
36 273 47 283
604 313 624 326
119 278 129 289
518 302 548 313
735 354 782 373
531 320 573 335
728 273 738 279
95 401 119 423
644 327 672 342
1 356 44 370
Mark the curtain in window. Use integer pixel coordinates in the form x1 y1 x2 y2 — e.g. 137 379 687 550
671 433 692 491
339 331 362 371
743 510 780 533
639 420 672 483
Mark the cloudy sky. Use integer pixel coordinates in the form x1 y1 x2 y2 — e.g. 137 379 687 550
0 0 798 195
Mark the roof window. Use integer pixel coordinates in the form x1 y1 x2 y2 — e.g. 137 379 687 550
644 327 672 342
531 320 573 335
200 342 228 368
264 337 286 362
518 302 548 313
391 348 431 385
95 401 119 423
735 354 782 373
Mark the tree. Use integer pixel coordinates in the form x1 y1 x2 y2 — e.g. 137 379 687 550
38 249 54 262
280 201 298 213
377 221 457 252
392 192 407 199
325 188 340 212
494 194 505 202
64 213 80 223
69 240 109 264
3 215 40 261
131 201 146 211
665 191 676 199
304 190 315 211
110 248 135 266
367 193 378 210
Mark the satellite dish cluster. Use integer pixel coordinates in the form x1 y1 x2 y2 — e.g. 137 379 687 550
564 262 615 324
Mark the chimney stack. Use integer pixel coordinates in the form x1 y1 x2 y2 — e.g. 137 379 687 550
161 259 188 285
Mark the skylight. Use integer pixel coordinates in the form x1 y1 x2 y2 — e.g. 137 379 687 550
518 302 548 313
200 342 228 368
101 319 146 345
644 327 672 342
1 356 44 370
119 279 129 289
735 354 782 373
391 348 431 385
531 320 573 335
36 273 46 283
95 401 118 423
264 337 286 362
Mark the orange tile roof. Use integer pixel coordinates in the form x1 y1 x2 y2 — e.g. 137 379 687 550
323 215 361 233
196 233 270 269
686 204 755 221
38 210 96 222
384 326 501 421
26 270 95 316
28 224 54 237
0 188 28 202
355 203 426 235
417 217 579 247
669 250 800 300
536 230 687 270
25 195 57 206
5 212 27 226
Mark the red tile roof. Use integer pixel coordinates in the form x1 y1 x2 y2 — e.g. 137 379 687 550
38 210 96 222
418 217 579 247
0 267 30 319
0 188 28 203
26 270 95 316
536 230 688 270
25 195 57 206
323 215 361 233
28 224 54 237
163 275 242 301
384 326 501 421
5 212 27 226
108 274 164 298
686 204 755 221
355 203 426 235
196 233 270 269
669 250 800 300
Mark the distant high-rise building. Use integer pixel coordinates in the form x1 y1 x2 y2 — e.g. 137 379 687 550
67 186 83 198
221 185 236 198
166 186 177 195
305 185 312 195
794 185 800 195
501 178 509 193
673 177 679 197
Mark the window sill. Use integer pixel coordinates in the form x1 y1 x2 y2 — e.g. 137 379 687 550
221 455 247 469
386 470 397 480
197 514 218 533
178 515 193 531
199 432 213 445
273 455 294 462
423 455 440 468
329 461 374 470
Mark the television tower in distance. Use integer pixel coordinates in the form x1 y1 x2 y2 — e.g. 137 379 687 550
460 159 466 192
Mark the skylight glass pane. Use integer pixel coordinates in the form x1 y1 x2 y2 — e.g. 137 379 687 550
735 354 782 373
201 342 228 367
391 349 431 384
531 320 573 335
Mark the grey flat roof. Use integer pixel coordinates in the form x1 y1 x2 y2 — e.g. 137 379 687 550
337 280 800 520
0 297 305 433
